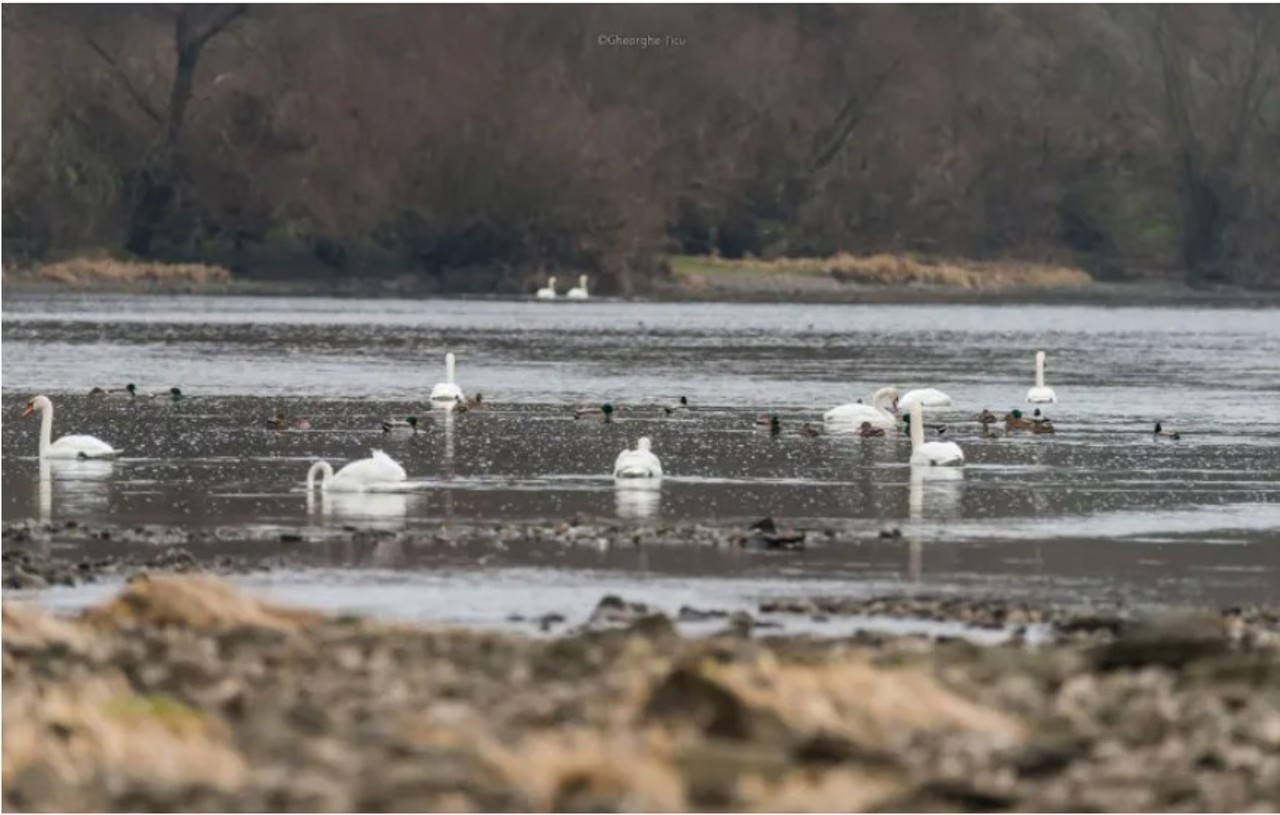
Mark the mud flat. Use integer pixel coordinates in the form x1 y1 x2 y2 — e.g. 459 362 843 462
5 569 1279 812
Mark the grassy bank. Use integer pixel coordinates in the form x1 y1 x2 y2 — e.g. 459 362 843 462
6 256 233 289
669 253 1094 293
4 573 1278 812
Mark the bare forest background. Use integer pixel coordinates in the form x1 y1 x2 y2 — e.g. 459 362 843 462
4 4 1280 292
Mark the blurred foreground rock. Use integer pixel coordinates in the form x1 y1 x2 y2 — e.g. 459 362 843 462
4 576 1279 812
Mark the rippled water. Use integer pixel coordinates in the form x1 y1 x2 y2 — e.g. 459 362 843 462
4 292 1279 611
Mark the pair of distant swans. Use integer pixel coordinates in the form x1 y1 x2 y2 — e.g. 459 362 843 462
536 275 590 300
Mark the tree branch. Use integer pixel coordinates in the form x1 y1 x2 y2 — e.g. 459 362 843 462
83 35 162 125
187 4 247 54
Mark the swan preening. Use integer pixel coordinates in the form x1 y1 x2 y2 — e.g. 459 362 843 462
907 401 964 467
614 437 663 479
566 275 590 300
825 386 899 429
1027 351 1057 403
24 396 120 460
536 276 558 300
306 449 407 492
430 352 464 404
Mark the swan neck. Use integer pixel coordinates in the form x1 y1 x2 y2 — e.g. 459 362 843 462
307 461 333 491
910 403 924 449
446 353 455 384
1035 352 1045 387
38 400 53 458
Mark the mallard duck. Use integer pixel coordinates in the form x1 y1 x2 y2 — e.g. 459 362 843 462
1030 418 1056 435
976 408 997 425
268 411 311 431
799 422 823 437
663 396 689 415
756 414 781 436
1004 409 1035 432
574 403 615 423
92 383 143 399
902 417 947 436
465 392 486 411
166 387 184 402
1154 422 1181 440
382 416 421 433
858 421 886 438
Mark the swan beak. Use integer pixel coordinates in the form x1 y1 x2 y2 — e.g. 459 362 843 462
22 403 34 417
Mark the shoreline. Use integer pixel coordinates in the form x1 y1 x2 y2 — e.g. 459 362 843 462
4 568 1278 811
6 276 1280 308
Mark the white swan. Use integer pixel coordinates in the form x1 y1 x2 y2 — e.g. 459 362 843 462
306 449 407 493
898 387 952 412
1027 350 1057 403
566 274 589 300
24 395 120 460
907 401 964 467
429 352 464 403
536 276 558 300
614 437 663 479
824 386 899 429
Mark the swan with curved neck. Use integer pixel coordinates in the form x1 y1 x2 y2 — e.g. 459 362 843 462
614 437 663 479
824 386 899 429
536 276 558 300
24 395 120 459
907 401 964 466
566 275 590 300
430 352 464 404
1027 350 1057 403
306 449 407 492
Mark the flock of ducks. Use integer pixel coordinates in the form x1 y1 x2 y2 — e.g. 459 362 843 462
21 348 1181 496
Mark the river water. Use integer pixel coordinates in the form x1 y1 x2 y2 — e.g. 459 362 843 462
3 292 1279 621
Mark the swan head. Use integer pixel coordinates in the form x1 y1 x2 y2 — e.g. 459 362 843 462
871 386 899 411
23 395 51 416
636 437 652 452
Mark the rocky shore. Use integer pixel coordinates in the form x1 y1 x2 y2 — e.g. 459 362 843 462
5 570 1279 812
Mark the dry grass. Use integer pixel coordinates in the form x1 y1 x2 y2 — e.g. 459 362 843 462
671 252 1091 290
2 678 249 806
82 574 323 633
15 256 232 287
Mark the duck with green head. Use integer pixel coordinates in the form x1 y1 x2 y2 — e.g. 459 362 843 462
574 403 615 423
1004 409 1034 432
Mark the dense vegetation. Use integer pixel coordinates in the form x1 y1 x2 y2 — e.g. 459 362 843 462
4 5 1279 291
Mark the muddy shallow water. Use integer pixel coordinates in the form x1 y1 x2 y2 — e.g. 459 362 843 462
3 293 1279 613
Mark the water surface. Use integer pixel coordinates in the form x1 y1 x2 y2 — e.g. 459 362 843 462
4 293 1278 615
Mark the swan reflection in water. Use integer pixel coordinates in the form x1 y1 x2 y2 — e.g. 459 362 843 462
906 466 964 582
908 465 964 520
614 478 662 519
307 489 414 529
39 458 116 522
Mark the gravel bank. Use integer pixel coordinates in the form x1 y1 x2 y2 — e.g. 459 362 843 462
4 575 1279 812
